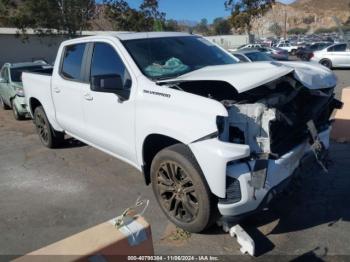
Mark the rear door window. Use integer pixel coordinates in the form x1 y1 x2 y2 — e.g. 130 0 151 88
61 43 87 81
328 44 347 52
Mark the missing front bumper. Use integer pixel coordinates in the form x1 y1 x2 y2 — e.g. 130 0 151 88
217 128 331 218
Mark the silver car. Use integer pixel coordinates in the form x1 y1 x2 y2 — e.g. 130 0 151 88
258 47 289 61
229 49 274 63
310 43 350 69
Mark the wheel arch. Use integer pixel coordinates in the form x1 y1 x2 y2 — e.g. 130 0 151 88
319 58 332 69
141 133 183 185
29 97 42 116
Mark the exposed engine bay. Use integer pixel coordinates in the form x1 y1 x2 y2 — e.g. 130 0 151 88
170 73 342 158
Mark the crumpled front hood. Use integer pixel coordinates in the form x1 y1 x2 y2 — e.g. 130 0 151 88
158 61 337 93
281 61 337 89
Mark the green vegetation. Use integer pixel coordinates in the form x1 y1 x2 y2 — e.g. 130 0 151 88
212 17 231 35
288 27 309 35
269 22 282 37
11 0 96 36
314 25 350 34
0 0 15 26
104 0 164 32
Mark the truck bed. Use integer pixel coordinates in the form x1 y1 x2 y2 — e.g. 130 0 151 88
22 72 55 121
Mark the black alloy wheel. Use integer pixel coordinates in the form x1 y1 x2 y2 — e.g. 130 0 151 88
155 161 199 223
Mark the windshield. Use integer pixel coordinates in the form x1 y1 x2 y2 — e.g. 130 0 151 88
10 66 47 82
245 52 274 62
122 36 237 80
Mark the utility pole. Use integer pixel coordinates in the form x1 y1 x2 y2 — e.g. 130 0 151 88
284 8 287 40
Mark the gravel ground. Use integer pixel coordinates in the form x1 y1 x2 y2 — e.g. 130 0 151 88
0 70 349 261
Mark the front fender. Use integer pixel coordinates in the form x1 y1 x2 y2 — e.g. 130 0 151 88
189 138 250 198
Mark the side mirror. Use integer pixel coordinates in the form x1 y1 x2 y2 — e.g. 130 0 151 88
91 74 130 101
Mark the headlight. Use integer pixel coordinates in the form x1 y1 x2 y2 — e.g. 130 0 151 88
15 88 25 97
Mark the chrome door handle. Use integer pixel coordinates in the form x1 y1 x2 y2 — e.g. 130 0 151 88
53 87 61 93
84 93 93 101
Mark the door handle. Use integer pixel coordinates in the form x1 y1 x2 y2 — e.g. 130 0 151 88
84 93 93 101
53 87 61 93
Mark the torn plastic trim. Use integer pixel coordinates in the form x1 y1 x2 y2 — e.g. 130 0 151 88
217 103 276 155
217 128 331 217
189 138 250 198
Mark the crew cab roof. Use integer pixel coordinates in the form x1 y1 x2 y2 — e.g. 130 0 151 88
113 31 193 40
67 32 194 42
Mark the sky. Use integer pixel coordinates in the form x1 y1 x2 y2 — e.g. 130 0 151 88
122 0 296 23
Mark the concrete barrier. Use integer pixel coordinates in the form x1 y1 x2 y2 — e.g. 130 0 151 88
331 88 350 142
13 215 153 262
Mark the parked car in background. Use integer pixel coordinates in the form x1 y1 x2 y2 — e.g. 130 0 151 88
0 62 52 120
310 43 350 69
229 43 263 52
296 42 333 61
23 32 341 233
275 43 299 55
258 47 289 61
229 49 275 63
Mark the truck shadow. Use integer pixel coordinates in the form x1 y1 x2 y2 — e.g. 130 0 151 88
56 137 87 149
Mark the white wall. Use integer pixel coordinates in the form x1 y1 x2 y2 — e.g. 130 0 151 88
0 34 67 67
205 35 251 49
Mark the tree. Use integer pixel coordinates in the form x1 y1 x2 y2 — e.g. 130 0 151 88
140 0 165 31
164 19 180 31
104 0 165 32
225 0 274 35
0 0 9 25
212 17 231 35
194 18 210 35
13 0 96 37
269 22 282 36
0 0 17 26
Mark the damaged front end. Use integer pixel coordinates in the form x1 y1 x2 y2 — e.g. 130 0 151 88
216 74 342 217
184 69 342 218
217 73 342 157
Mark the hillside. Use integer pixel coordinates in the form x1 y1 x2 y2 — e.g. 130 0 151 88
251 0 350 36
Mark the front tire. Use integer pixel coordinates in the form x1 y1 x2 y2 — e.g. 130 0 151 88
33 106 64 148
151 144 218 233
0 96 10 110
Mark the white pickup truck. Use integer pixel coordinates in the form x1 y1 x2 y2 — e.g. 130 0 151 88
23 32 342 233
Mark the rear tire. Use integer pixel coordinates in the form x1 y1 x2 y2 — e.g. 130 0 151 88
320 59 332 69
0 96 10 110
151 144 218 233
12 100 25 120
33 106 64 148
